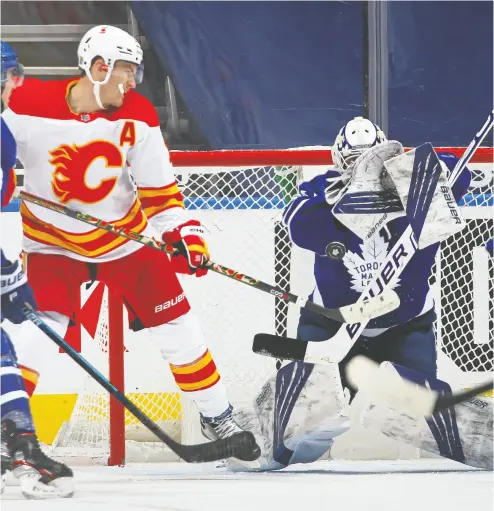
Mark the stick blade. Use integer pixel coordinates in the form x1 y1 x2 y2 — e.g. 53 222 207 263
179 432 259 463
434 381 493 413
253 333 308 362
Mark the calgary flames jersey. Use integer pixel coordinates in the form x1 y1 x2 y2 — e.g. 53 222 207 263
2 77 185 262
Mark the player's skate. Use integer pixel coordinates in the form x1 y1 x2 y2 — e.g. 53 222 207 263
200 404 261 469
1 427 12 494
2 419 74 499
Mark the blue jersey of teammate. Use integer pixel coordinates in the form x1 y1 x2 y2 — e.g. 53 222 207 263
1 40 36 322
1 39 21 208
282 152 471 332
1 45 20 263
1 116 17 207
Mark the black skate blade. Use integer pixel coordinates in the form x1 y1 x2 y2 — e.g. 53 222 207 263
180 432 259 463
253 333 308 362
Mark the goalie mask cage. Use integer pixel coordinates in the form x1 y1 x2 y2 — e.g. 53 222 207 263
50 147 493 465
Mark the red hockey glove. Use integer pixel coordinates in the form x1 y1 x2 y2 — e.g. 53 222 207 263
162 220 209 277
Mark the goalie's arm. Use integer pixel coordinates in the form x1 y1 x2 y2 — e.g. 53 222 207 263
282 173 349 256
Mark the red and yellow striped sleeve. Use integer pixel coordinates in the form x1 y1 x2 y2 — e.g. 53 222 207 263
169 350 220 392
19 364 39 397
137 182 185 220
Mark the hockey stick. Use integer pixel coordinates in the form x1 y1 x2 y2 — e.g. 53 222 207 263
346 355 493 416
253 333 335 364
22 304 258 463
252 111 494 364
18 190 399 324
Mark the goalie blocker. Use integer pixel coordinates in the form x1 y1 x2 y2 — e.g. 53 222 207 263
333 142 465 247
348 358 493 470
384 143 465 249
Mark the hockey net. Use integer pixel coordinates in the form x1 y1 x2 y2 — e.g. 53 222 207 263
51 147 493 464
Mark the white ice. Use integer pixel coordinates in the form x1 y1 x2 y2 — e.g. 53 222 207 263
2 459 492 511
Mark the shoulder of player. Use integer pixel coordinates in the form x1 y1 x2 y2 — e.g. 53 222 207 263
8 78 74 118
437 152 458 163
300 169 343 195
111 91 160 127
303 169 341 185
436 152 473 176
437 152 460 170
323 169 343 181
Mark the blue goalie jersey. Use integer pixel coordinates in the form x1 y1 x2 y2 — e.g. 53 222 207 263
282 153 471 331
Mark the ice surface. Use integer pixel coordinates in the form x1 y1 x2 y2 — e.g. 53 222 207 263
2 459 492 511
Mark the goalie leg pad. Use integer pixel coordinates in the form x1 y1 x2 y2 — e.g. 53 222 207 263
253 361 349 470
360 363 492 469
393 364 464 462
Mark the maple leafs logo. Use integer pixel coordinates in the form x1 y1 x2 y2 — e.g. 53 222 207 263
342 233 400 292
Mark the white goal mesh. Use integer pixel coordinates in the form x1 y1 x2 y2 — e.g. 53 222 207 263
51 147 493 464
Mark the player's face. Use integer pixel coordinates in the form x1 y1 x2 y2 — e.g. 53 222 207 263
1 68 24 108
100 61 138 108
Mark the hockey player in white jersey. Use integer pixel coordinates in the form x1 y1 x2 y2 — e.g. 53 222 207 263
242 117 492 471
1 41 74 499
1 26 260 464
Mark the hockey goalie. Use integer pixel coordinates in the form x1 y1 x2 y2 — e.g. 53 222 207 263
237 117 493 471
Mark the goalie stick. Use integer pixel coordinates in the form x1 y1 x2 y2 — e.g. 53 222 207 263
18 190 399 324
22 305 258 463
345 355 493 416
252 111 494 364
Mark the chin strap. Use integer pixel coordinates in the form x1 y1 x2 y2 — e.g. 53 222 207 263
92 82 125 109
92 82 106 110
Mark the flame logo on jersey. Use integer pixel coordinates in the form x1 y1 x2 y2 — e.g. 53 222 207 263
50 141 122 204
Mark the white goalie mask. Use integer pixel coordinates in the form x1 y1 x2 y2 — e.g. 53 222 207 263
332 117 387 174
77 25 144 109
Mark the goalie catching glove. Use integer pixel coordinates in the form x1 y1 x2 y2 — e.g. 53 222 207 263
162 220 210 277
333 140 406 240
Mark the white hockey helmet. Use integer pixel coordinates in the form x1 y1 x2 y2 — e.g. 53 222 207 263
332 116 387 173
77 25 144 107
